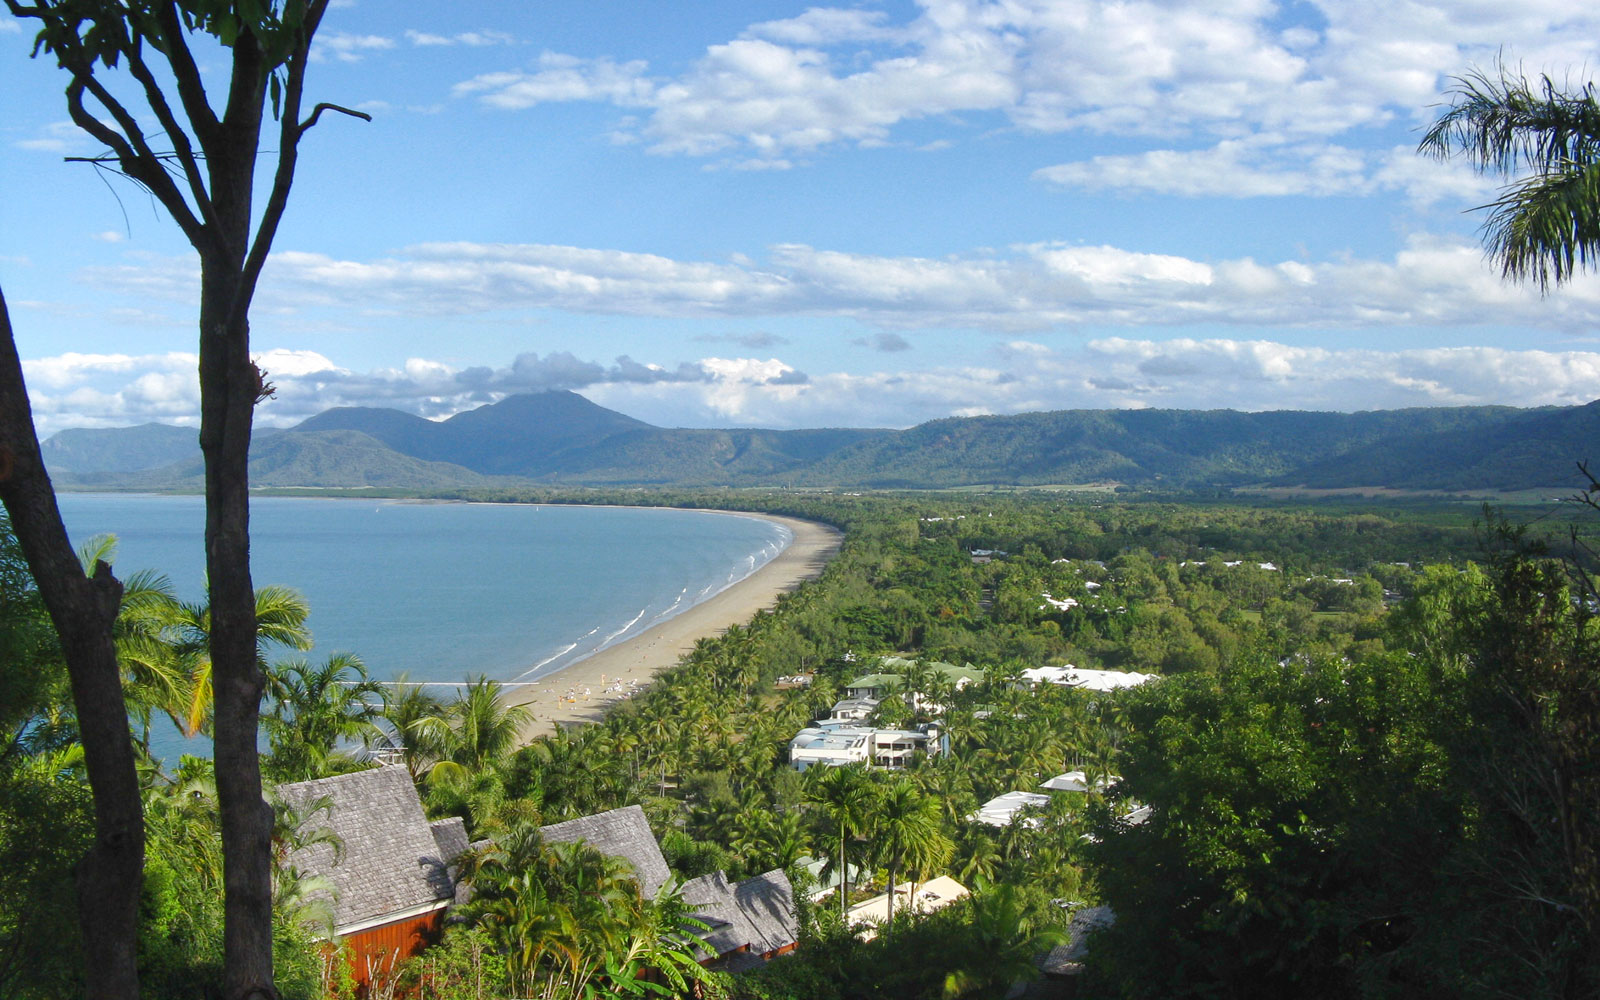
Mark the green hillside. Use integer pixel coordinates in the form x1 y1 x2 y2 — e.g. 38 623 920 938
41 392 1599 492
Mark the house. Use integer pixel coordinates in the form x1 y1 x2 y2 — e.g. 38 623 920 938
846 875 970 940
788 723 933 771
970 790 1051 827
680 870 802 970
540 806 800 969
824 696 881 722
837 659 985 716
796 855 867 901
1040 770 1118 793
276 764 468 987
1020 665 1158 691
539 804 673 895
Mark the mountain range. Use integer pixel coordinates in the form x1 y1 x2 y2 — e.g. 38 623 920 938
40 391 1600 493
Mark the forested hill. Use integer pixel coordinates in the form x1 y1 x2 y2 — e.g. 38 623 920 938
41 391 1600 491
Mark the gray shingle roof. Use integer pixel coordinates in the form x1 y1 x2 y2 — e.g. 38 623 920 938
680 868 799 962
735 869 799 955
275 765 456 931
538 805 672 896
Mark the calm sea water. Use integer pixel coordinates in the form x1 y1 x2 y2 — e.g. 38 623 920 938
55 494 790 761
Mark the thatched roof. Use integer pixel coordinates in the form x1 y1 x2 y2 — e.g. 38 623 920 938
538 805 672 896
275 765 457 932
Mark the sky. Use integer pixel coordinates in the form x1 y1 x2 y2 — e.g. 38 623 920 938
3 0 1600 436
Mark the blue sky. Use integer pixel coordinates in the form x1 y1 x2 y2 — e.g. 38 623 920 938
3 0 1600 435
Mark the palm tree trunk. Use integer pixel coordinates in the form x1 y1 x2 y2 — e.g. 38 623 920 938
840 824 849 920
886 862 897 941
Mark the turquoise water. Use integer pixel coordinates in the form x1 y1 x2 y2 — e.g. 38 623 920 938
54 495 790 760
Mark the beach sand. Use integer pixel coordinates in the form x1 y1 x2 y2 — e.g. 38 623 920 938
511 512 841 740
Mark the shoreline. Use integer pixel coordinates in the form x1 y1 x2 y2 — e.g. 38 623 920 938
509 512 841 740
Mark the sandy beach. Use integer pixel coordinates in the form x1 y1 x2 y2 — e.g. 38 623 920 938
511 512 841 740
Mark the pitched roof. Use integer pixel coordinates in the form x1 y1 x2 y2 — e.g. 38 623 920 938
538 805 672 896
735 869 799 955
275 765 456 931
681 871 750 957
681 868 800 961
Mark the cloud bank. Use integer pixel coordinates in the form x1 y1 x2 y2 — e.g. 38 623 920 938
25 339 1600 438
75 237 1600 334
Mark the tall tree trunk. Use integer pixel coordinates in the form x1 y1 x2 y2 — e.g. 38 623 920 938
198 260 275 999
0 288 142 1000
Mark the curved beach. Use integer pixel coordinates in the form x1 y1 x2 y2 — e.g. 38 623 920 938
512 512 841 739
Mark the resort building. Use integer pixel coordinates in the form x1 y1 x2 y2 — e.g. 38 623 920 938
970 790 1051 827
1040 770 1118 793
276 764 470 987
788 723 933 771
1020 665 1158 691
540 805 801 969
830 658 985 719
846 875 971 940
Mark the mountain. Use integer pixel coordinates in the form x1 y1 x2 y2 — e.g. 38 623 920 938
799 406 1537 488
41 391 1600 493
121 429 497 490
1280 400 1600 490
41 423 200 482
292 392 879 482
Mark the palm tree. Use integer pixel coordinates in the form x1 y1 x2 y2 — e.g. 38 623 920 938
373 673 448 779
167 584 313 737
807 763 876 918
262 652 386 781
1420 66 1600 290
940 882 1068 999
871 779 948 939
420 676 533 774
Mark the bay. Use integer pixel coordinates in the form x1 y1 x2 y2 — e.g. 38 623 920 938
54 494 791 762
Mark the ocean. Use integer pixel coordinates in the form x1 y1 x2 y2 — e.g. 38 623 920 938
54 494 791 761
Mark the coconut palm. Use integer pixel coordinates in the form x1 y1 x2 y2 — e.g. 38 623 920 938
165 584 313 737
1420 66 1600 291
262 652 386 781
807 762 876 918
939 882 1068 999
372 673 448 779
419 676 533 774
872 779 949 939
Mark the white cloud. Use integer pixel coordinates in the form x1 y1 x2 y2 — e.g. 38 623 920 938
449 0 1600 170
745 8 903 46
405 29 514 47
27 338 1600 437
14 120 95 154
1033 137 1498 205
314 32 395 62
76 235 1600 334
453 54 654 107
0 18 21 34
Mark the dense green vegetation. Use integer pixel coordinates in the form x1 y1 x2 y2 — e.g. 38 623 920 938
43 390 1600 492
2 488 1595 998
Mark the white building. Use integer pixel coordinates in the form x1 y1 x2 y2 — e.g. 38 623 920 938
1020 665 1158 691
1040 770 1118 793
788 723 932 771
970 790 1051 827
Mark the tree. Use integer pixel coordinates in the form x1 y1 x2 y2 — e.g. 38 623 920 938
3 4 364 995
262 652 385 782
871 779 949 940
0 288 142 999
1420 66 1600 290
807 763 876 919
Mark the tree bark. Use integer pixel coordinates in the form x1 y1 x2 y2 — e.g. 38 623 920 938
0 287 142 1000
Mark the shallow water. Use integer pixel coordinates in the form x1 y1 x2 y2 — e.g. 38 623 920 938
54 494 790 761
